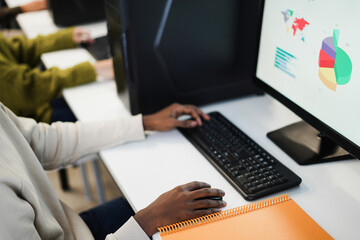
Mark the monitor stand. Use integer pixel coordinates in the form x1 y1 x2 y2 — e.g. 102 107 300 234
267 121 353 165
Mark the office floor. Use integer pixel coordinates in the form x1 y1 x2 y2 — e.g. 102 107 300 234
46 160 122 213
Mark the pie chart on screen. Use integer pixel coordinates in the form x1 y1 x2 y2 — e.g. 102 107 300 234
318 29 352 91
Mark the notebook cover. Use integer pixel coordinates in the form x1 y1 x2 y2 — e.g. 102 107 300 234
159 194 333 240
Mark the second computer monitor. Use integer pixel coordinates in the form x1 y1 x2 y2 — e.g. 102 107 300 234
105 0 263 115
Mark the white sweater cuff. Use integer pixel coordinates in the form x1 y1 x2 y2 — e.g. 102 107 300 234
105 217 149 240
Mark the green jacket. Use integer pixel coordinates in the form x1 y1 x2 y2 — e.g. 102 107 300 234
0 28 96 123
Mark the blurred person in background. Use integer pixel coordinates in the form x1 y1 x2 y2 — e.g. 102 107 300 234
0 0 47 26
0 26 114 123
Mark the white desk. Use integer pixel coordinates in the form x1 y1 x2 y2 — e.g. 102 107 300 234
16 10 107 39
4 0 31 8
63 81 360 240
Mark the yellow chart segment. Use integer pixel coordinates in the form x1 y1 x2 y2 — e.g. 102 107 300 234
319 67 337 91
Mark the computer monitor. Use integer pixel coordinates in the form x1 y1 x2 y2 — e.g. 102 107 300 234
104 0 262 115
255 0 360 164
47 0 105 26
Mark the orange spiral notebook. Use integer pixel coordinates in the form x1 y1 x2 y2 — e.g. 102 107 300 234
159 194 333 240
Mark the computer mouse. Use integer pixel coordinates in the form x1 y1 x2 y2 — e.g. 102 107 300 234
197 196 223 201
195 196 224 210
207 196 223 201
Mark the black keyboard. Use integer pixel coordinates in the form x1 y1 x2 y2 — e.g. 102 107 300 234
83 36 111 60
179 112 302 200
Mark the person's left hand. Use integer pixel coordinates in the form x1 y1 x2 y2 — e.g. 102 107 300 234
142 103 210 131
72 27 94 44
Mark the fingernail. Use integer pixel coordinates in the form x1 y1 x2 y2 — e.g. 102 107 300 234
222 201 227 206
191 122 197 127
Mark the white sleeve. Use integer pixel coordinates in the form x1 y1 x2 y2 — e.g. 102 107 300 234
105 217 150 240
0 184 42 240
4 104 145 170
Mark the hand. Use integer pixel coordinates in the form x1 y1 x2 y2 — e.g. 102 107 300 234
72 27 94 44
93 59 114 79
134 181 226 236
21 0 46 12
142 103 210 131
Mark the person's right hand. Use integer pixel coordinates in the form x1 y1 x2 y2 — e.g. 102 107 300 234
21 0 47 13
72 27 94 44
134 181 226 237
142 103 210 131
93 59 114 80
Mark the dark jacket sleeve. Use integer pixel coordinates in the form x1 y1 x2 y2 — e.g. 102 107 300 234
0 7 22 25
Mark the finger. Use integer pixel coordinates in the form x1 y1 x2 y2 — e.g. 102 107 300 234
175 107 202 126
191 198 227 210
190 208 222 219
174 119 197 128
186 105 210 122
181 181 211 191
87 38 95 44
190 188 225 200
81 32 93 42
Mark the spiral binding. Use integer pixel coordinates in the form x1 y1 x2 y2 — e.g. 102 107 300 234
158 194 291 236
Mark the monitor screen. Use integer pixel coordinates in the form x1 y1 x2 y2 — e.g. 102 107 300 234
255 0 360 161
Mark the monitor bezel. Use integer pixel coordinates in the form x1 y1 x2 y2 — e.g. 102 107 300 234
252 0 360 161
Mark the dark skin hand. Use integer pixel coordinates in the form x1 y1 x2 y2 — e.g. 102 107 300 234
142 103 210 131
134 181 226 236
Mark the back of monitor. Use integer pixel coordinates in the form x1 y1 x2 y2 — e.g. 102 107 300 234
48 0 105 26
105 0 262 114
